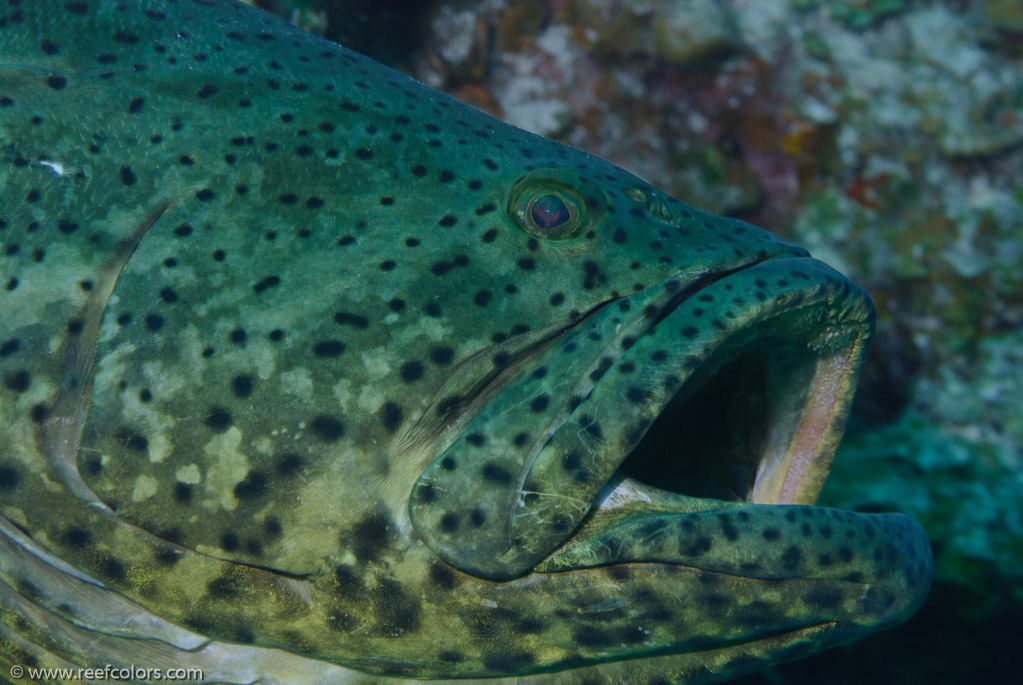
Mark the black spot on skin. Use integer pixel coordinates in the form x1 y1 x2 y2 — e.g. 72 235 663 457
233 471 267 500
128 96 145 113
207 575 241 599
625 387 646 403
275 454 304 476
466 432 485 447
807 587 844 610
400 361 424 383
350 513 391 562
119 166 135 185
380 402 402 432
0 465 20 490
263 517 282 538
204 407 232 432
334 564 364 599
230 328 246 344
99 556 125 581
530 395 550 412
0 339 21 357
252 275 280 292
232 375 253 397
481 228 498 242
719 515 740 541
3 370 30 393
439 651 463 664
441 456 456 471
429 346 454 365
372 577 421 637
46 75 67 90
196 188 215 201
438 215 457 227
118 429 148 452
762 527 781 541
481 462 512 484
197 84 218 99
311 415 344 442
781 545 802 571
430 563 457 590
681 536 712 556
474 289 491 306
173 482 192 504
221 533 240 552
313 340 345 357
483 651 536 672
65 527 90 549
334 311 369 328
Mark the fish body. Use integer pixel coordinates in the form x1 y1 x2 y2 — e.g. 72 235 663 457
0 1 930 683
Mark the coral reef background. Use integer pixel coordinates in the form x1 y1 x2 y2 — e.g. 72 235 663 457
248 1 1022 682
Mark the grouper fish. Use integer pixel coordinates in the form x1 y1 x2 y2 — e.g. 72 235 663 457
0 1 932 683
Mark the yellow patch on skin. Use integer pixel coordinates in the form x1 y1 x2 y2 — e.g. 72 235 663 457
332 378 354 409
357 384 384 414
132 474 158 502
280 368 313 399
92 344 137 396
4 244 88 337
175 464 201 484
143 359 187 398
147 432 172 464
360 347 391 378
420 317 451 342
202 427 248 512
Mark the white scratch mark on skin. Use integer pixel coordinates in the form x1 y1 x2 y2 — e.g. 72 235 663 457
37 160 65 176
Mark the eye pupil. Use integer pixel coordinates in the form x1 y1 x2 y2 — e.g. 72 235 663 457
530 194 570 230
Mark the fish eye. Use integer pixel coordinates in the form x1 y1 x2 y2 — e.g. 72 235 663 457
529 193 572 230
506 168 605 240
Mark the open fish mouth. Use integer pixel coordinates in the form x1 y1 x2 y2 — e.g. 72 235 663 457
411 253 927 608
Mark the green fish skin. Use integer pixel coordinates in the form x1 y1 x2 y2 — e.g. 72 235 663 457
0 1 931 683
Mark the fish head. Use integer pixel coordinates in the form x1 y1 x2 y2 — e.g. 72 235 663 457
0 1 931 682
